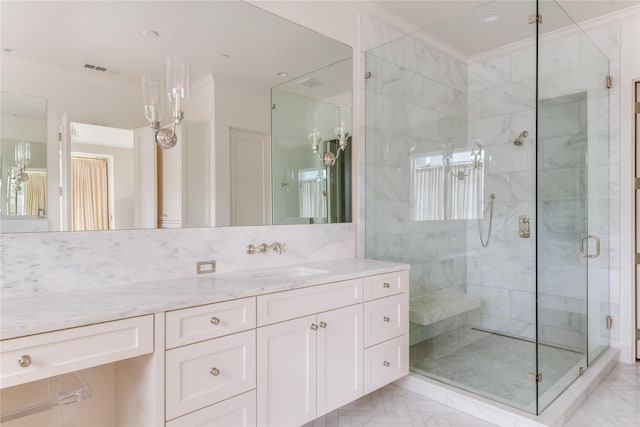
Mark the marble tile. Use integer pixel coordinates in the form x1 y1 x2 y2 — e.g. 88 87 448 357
0 223 355 297
510 48 536 83
481 80 536 117
539 34 581 75
468 56 511 92
467 114 510 147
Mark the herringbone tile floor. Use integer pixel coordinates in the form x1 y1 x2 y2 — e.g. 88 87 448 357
306 363 639 427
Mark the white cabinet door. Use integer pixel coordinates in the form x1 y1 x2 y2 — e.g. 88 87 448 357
257 315 317 427
316 304 363 416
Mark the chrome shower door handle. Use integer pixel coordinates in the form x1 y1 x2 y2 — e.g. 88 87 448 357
580 235 601 258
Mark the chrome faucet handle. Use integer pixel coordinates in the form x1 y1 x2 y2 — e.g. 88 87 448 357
273 242 286 254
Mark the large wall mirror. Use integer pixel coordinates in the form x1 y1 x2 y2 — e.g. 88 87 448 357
0 1 352 233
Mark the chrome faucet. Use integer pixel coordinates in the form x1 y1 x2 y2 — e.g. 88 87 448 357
246 242 286 255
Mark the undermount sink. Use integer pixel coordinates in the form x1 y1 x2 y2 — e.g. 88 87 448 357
255 266 329 280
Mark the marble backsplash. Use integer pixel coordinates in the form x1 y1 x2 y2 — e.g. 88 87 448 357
0 223 355 298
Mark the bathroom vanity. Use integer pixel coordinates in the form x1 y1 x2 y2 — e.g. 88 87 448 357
0 259 409 426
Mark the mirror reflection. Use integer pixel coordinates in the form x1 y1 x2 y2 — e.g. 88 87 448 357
272 59 353 225
0 0 352 233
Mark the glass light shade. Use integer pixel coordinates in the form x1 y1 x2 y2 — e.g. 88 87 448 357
142 75 165 123
14 141 31 168
166 57 190 112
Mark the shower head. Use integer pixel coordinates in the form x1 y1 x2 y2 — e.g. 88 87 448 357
514 130 528 146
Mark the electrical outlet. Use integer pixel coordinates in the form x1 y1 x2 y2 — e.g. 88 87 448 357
196 260 216 274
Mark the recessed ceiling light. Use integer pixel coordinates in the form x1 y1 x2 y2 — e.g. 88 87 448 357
142 29 159 38
3 48 20 55
276 72 288 77
481 12 500 22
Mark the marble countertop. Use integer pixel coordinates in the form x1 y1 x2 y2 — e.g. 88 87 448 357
0 258 409 340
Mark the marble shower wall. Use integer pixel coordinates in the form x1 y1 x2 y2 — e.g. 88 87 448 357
364 34 469 300
466 25 616 351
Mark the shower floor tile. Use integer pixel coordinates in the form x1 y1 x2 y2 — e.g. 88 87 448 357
410 326 585 412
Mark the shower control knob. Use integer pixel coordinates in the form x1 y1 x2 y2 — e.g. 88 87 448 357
210 316 220 325
18 355 31 368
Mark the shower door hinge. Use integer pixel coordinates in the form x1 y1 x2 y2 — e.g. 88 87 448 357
606 75 613 89
606 315 614 329
636 253 640 264
528 373 543 383
528 14 542 24
272 103 276 110
636 329 640 340
365 71 372 80
635 177 640 190
634 101 640 114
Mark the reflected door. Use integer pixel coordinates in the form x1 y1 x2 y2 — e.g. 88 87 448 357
230 128 271 226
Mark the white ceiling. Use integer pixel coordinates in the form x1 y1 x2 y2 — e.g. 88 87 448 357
0 1 352 88
375 0 639 56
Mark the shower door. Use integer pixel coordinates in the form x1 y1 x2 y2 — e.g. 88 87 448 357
536 0 610 413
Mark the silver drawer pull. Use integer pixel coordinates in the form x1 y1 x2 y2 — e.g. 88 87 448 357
311 323 318 331
18 355 31 368
210 316 220 325
210 367 220 376
383 316 390 322
319 321 327 328
383 282 390 288
383 361 390 367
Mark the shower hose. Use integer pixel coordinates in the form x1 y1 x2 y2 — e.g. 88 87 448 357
479 193 495 248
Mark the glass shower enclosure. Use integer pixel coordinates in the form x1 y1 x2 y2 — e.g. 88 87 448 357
364 0 610 414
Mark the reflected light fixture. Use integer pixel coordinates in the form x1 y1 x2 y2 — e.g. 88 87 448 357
14 141 31 187
308 105 350 167
142 57 191 149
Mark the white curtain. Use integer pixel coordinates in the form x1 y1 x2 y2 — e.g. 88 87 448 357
449 163 482 220
24 173 47 216
72 156 109 231
412 162 483 221
412 166 445 221
299 179 327 219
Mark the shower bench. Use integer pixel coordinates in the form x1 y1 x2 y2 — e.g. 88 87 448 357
409 289 481 326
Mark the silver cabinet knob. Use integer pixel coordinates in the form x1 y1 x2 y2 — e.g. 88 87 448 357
311 323 318 331
383 282 390 288
383 316 390 322
210 316 220 325
319 321 327 328
383 361 390 367
18 355 31 368
210 367 220 376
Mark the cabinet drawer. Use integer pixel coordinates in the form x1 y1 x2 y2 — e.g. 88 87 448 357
257 279 363 326
364 294 405 347
166 297 256 349
166 389 256 427
363 336 406 394
363 271 405 301
166 330 256 420
1 315 153 389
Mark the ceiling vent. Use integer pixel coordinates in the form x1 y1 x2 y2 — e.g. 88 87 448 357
84 63 108 72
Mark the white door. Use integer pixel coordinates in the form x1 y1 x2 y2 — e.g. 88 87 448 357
257 315 316 427
58 113 71 231
316 304 363 416
229 128 271 226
